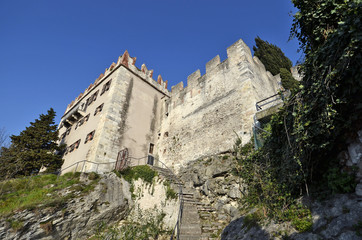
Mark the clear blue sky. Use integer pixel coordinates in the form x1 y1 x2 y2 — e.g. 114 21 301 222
0 0 300 141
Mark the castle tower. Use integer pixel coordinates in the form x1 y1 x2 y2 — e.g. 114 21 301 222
58 51 169 173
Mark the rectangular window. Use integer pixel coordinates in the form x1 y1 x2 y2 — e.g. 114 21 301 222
147 155 154 165
85 130 95 144
69 139 81 153
100 79 112 95
92 90 99 102
85 114 90 121
78 118 85 127
75 121 79 130
149 143 154 154
60 132 66 140
94 103 104 116
86 97 92 106
66 127 71 135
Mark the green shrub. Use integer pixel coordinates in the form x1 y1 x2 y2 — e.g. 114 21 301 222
93 211 171 240
280 68 299 90
6 219 23 231
118 165 157 184
326 167 356 194
164 181 178 200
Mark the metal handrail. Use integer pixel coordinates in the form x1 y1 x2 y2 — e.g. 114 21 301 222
151 158 184 240
129 156 184 240
59 159 117 175
59 156 183 240
255 92 284 111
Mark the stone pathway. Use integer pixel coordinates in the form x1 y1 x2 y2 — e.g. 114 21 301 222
151 165 229 240
180 189 229 240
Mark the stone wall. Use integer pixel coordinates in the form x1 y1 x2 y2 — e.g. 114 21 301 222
60 50 170 173
156 39 281 171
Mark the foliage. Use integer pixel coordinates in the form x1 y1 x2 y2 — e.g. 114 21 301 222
0 108 64 180
0 127 9 149
325 167 356 194
92 210 171 240
280 204 312 232
280 68 300 90
118 165 157 184
0 172 99 217
253 36 293 76
6 218 24 231
163 180 178 200
235 0 361 232
354 221 362 237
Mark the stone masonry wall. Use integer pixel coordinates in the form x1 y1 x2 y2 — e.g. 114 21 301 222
156 39 281 172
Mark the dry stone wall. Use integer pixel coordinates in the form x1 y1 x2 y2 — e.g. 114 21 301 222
156 39 281 171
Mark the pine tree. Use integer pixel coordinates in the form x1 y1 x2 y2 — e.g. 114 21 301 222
0 108 63 179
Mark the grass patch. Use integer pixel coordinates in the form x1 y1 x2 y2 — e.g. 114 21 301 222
0 172 99 217
117 165 157 184
6 218 24 231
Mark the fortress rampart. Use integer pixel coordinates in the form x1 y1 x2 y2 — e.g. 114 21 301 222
156 39 281 171
59 38 282 173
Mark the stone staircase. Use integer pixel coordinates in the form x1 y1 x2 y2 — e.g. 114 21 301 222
151 165 228 240
180 189 228 240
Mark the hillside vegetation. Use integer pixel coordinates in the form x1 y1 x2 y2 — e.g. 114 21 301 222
0 172 99 217
234 0 362 230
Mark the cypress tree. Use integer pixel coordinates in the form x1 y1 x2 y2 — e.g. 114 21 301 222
253 37 299 90
253 36 293 76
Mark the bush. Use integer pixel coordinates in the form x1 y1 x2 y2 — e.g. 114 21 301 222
118 165 157 184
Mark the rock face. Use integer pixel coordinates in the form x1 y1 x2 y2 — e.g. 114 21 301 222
221 194 362 240
178 154 245 239
0 172 131 240
338 129 362 197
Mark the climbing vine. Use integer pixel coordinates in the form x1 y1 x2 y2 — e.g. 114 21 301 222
234 0 361 231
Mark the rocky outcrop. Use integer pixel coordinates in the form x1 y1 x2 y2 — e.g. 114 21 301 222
221 194 362 240
0 172 131 240
178 154 244 239
338 129 362 197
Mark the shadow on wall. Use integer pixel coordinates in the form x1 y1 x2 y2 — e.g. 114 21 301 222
221 216 270 240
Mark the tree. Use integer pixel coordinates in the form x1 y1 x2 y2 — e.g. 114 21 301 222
253 36 293 76
0 108 63 179
259 0 362 195
253 37 299 90
0 127 8 148
280 68 299 90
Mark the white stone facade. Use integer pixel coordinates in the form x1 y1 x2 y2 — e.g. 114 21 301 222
59 39 282 173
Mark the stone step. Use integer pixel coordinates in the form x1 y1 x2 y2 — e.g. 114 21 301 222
179 235 202 240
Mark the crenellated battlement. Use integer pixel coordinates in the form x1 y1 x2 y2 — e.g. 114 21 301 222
169 39 278 100
65 50 170 113
155 39 282 171
170 39 258 98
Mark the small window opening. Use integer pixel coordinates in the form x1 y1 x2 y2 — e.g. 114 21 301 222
149 143 154 154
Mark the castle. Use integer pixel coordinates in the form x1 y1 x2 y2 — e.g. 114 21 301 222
58 39 282 173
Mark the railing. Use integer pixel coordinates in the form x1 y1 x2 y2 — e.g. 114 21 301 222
253 92 286 149
59 159 117 175
127 156 184 240
255 92 284 111
59 155 183 240
151 157 184 240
